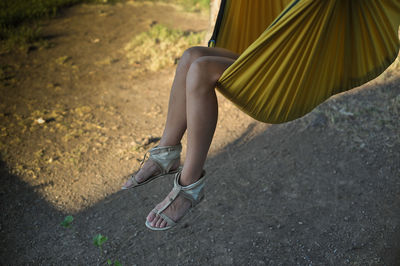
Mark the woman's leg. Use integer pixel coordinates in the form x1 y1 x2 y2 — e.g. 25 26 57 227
123 47 238 188
147 56 236 228
159 47 238 147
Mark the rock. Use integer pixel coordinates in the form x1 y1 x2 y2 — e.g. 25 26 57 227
36 118 46 124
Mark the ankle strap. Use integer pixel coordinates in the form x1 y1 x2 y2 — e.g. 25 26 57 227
148 143 182 173
150 143 182 155
174 171 206 204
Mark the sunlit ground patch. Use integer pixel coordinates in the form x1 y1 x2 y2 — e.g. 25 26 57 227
124 24 205 73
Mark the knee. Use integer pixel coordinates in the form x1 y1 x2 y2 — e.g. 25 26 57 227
181 46 206 66
186 57 220 93
190 57 221 82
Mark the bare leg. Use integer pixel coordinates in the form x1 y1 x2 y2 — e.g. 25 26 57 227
147 56 236 228
159 47 238 146
123 47 238 188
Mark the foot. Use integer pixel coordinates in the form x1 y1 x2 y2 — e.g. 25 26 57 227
146 189 192 229
122 159 179 189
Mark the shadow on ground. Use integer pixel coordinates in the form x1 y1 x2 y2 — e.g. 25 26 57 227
1 79 400 265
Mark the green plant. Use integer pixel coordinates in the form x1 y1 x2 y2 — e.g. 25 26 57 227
60 217 121 265
108 259 122 266
124 24 205 73
93 233 108 250
134 0 210 12
93 234 121 265
60 215 74 228
179 0 210 12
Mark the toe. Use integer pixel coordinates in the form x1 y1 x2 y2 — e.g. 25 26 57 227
123 180 131 188
160 219 168 228
151 214 160 227
122 176 136 189
155 217 163 228
147 210 157 223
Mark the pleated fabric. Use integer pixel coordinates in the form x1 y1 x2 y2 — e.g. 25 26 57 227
214 0 400 123
214 0 293 54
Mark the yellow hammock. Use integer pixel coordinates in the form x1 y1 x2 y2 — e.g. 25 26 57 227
209 0 400 124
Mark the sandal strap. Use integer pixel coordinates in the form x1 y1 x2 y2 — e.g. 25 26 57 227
158 212 176 227
147 157 166 175
157 185 181 213
123 144 182 190
150 208 177 227
128 174 140 186
155 171 206 217
177 171 206 205
149 144 182 173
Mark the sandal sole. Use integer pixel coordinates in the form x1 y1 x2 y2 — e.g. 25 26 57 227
121 168 181 190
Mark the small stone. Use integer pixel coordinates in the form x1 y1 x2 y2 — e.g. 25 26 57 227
36 118 45 124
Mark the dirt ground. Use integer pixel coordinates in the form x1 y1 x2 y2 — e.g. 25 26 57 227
1 1 399 265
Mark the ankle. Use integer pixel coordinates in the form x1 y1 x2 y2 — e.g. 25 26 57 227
179 170 203 186
158 139 181 147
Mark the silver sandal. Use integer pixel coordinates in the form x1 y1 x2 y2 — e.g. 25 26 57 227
121 144 182 189
145 170 206 231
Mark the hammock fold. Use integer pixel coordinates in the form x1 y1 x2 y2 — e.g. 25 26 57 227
210 0 400 123
211 0 293 54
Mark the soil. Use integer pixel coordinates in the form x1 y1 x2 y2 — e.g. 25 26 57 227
1 1 399 265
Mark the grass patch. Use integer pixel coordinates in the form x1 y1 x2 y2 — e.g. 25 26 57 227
0 0 82 50
0 0 122 51
0 0 208 51
0 0 123 28
181 0 210 12
1 25 43 50
0 0 81 29
135 0 210 12
124 24 205 73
